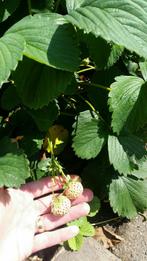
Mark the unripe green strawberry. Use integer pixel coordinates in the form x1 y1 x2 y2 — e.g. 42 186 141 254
64 181 83 200
51 195 71 216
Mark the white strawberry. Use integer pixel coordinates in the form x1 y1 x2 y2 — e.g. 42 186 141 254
51 195 71 216
64 181 83 200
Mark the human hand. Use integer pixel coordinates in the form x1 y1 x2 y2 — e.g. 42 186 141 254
0 176 93 261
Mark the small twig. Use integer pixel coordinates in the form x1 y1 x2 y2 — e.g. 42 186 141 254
92 217 121 226
138 212 147 221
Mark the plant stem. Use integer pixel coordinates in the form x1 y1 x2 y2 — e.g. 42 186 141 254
27 0 32 15
84 99 97 114
55 0 61 12
77 66 95 74
49 140 68 181
60 169 68 181
92 217 121 226
78 94 98 115
78 94 110 130
80 82 111 91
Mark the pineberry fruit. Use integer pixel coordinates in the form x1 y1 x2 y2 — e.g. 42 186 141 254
51 195 71 216
64 181 83 200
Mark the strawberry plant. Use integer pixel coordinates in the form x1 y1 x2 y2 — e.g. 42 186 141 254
0 0 147 224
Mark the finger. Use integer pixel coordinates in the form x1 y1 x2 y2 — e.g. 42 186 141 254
71 188 93 205
20 175 79 199
36 202 90 233
32 225 79 253
20 176 64 198
21 176 63 198
35 188 93 215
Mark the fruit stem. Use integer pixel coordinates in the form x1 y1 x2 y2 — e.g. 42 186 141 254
49 142 68 183
60 169 69 183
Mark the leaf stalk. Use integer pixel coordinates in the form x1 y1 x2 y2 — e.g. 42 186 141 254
27 0 32 15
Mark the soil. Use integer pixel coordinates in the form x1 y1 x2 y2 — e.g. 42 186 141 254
109 212 147 261
92 209 147 261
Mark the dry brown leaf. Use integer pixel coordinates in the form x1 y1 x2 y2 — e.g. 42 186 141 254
11 135 24 143
94 226 124 249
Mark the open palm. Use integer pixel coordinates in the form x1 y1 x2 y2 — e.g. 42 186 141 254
0 176 93 261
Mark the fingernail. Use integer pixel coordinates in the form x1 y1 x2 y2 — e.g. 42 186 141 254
83 203 90 214
70 225 79 236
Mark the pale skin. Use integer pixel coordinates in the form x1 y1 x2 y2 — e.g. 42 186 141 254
0 176 93 261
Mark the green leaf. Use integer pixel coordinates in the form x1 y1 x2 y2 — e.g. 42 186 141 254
45 0 55 10
88 196 101 217
108 135 133 175
68 217 87 227
80 222 95 236
13 57 72 109
27 100 59 131
67 233 84 251
1 85 21 110
8 109 41 137
82 157 113 198
35 168 46 180
139 61 147 81
72 110 107 159
31 0 55 13
19 137 43 159
107 44 124 68
66 0 85 13
0 137 30 188
109 175 147 218
108 76 147 134
7 13 80 71
37 158 51 172
108 135 146 175
64 77 78 95
85 34 124 70
0 153 29 188
67 216 94 250
66 0 147 59
0 0 20 22
68 216 95 236
0 136 19 154
0 33 24 86
85 35 111 70
132 160 147 179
